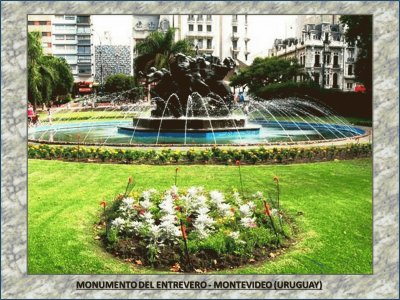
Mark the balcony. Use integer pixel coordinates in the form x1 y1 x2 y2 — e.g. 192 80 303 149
77 57 91 64
186 31 214 38
347 57 355 63
230 46 240 53
77 16 90 25
77 39 91 45
244 36 251 42
231 32 239 41
314 63 321 68
198 45 215 54
332 64 341 69
244 50 250 55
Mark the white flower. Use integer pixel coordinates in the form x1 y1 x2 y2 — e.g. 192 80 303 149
126 220 143 233
229 231 240 240
159 194 175 215
232 191 242 205
111 217 126 231
142 211 155 225
187 187 198 197
217 202 234 217
193 207 215 239
122 197 135 207
239 204 251 217
140 198 152 210
210 191 224 205
240 217 257 228
252 191 263 199
247 201 256 210
272 208 278 216
159 214 180 238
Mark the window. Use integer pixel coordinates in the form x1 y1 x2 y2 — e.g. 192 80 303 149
55 35 64 40
188 15 195 21
232 26 237 33
232 40 238 49
232 15 238 21
198 24 203 31
77 26 90 33
325 74 330 85
66 35 75 40
65 45 76 51
333 54 339 66
77 35 90 40
324 32 329 42
324 54 330 64
78 45 90 54
65 15 75 20
314 51 320 66
77 16 89 23
348 64 353 75
28 21 34 25
347 83 353 89
78 65 91 74
42 32 51 37
314 73 320 83
197 39 203 49
206 15 212 21
207 38 212 49
207 25 212 32
197 14 203 21
189 24 194 31
55 15 64 20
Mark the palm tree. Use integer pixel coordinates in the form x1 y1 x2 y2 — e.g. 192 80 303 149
134 28 194 75
28 32 55 111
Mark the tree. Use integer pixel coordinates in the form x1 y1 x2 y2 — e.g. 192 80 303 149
230 56 302 94
134 28 194 75
104 74 135 93
28 32 74 109
340 15 372 92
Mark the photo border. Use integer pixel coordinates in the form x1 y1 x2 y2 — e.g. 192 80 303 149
1 1 399 299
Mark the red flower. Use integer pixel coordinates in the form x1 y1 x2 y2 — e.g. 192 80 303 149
186 217 191 223
139 210 145 215
273 176 279 183
180 223 187 240
175 206 182 212
236 160 241 166
263 201 272 217
100 201 107 208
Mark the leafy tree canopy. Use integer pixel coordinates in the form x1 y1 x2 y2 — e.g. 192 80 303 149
340 15 372 92
134 28 194 75
230 56 302 94
104 73 136 93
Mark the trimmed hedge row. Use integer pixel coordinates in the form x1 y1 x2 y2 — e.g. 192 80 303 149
28 143 372 165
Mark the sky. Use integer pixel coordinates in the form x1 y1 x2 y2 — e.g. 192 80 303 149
91 15 299 61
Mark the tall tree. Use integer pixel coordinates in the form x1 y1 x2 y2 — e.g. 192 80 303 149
340 15 372 92
104 73 135 93
230 56 302 94
134 28 194 75
28 32 74 109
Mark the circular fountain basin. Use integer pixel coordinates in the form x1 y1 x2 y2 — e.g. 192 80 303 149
28 120 366 146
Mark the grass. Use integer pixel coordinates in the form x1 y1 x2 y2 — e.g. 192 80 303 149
28 158 372 274
37 110 136 123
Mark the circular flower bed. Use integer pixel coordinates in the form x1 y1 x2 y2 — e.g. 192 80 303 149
98 178 295 272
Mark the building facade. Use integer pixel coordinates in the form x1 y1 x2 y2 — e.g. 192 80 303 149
28 15 53 55
94 45 132 84
159 14 250 64
268 20 357 92
52 14 93 83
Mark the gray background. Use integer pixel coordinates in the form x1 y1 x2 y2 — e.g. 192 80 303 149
1 1 399 299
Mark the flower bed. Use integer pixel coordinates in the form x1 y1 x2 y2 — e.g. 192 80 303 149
98 177 294 272
28 143 372 165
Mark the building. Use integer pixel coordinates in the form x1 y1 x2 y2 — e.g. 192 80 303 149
28 15 53 55
268 18 357 92
52 14 93 84
159 14 250 64
94 45 132 84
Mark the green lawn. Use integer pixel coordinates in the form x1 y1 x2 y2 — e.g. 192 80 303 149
37 110 136 123
28 158 372 274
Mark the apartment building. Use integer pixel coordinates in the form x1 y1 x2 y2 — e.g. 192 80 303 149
52 14 93 83
159 14 250 64
27 15 53 55
268 19 357 92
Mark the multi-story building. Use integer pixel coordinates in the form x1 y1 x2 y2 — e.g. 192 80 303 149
159 14 250 64
268 20 357 92
28 15 53 55
94 45 132 84
52 14 93 84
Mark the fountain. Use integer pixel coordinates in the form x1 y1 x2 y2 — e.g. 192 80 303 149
28 53 368 146
117 53 260 138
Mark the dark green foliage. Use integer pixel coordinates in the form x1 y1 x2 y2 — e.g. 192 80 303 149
230 56 302 93
339 16 372 92
104 74 136 93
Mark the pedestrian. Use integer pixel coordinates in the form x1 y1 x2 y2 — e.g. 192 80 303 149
47 107 52 125
28 104 34 127
239 92 244 104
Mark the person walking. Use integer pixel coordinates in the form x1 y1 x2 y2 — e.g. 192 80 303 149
47 107 52 125
27 104 34 127
239 92 245 104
